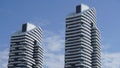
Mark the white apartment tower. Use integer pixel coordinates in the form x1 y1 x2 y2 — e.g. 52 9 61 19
8 23 43 68
65 4 101 68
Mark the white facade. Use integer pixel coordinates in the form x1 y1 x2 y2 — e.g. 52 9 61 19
8 23 43 68
65 4 101 68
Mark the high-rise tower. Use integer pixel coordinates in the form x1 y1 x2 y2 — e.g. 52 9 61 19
8 23 43 68
65 4 101 68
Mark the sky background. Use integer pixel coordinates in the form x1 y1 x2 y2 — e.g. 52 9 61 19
0 0 120 68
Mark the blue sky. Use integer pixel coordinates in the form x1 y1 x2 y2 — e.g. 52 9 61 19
0 0 120 68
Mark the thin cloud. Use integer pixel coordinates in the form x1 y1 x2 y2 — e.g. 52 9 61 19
0 48 9 68
102 52 120 68
43 31 64 68
44 35 64 52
